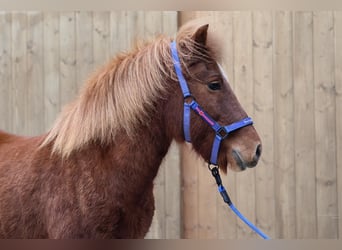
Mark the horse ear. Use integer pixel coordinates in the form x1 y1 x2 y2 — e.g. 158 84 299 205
191 24 209 46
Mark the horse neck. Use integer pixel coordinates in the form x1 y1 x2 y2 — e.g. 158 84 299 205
72 95 174 189
112 111 173 180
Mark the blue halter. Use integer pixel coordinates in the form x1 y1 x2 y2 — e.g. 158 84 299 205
170 41 270 240
170 41 253 166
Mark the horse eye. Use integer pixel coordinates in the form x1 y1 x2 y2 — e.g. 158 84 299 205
207 81 221 91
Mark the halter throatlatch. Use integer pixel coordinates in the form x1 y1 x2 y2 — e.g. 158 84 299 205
170 41 270 240
170 41 253 166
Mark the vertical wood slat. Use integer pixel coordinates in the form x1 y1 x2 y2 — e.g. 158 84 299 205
93 11 110 68
43 12 60 130
0 12 12 132
60 12 77 106
273 11 296 238
335 11 342 240
162 11 180 239
181 143 199 239
293 12 317 238
110 11 127 55
252 11 275 238
233 11 257 239
11 12 27 135
27 12 44 136
313 11 338 239
76 12 93 90
334 11 342 240
216 11 237 240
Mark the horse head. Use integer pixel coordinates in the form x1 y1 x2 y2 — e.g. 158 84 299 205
167 21 262 173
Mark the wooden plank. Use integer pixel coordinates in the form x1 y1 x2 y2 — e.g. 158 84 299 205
151 155 166 239
179 11 197 25
0 12 12 132
162 11 178 37
93 11 110 68
162 11 180 239
313 11 338 239
125 11 145 46
76 11 93 90
334 11 342 240
164 142 181 239
273 11 296 238
197 155 217 239
216 11 237 240
43 12 60 129
110 11 127 55
233 11 257 239
181 143 199 238
60 12 77 106
252 11 275 238
144 11 163 38
11 12 27 135
26 11 44 136
293 12 317 238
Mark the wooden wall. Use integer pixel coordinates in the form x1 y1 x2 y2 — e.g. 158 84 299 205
180 11 341 239
0 11 341 239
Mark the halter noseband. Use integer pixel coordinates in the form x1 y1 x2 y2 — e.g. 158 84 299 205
170 41 253 166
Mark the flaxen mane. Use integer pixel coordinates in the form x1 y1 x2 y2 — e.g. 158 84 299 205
42 20 223 157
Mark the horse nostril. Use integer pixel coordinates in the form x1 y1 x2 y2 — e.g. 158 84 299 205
254 144 262 161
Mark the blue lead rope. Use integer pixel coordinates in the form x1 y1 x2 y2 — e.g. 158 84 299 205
210 166 270 239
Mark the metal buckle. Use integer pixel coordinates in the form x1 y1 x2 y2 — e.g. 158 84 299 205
184 95 195 104
217 127 228 139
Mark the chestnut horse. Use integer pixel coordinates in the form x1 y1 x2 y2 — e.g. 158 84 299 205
0 21 261 238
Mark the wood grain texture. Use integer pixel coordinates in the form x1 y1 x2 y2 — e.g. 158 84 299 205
11 12 27 135
43 12 60 130
60 12 77 106
273 11 296 238
27 12 44 136
293 12 317 238
252 11 276 238
0 12 12 132
313 11 338 239
181 143 199 238
76 11 93 90
334 11 342 240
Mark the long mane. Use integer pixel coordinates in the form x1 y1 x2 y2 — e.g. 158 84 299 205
41 20 222 157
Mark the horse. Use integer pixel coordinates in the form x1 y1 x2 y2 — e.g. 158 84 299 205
0 20 262 238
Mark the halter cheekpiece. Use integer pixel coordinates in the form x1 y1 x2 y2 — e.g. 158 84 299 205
170 41 253 166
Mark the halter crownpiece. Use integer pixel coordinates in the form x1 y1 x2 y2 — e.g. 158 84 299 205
170 41 253 166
